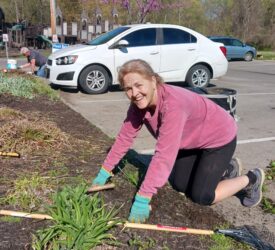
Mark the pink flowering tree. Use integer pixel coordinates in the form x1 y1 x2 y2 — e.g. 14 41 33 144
101 0 187 23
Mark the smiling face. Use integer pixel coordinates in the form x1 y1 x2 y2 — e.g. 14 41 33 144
123 72 158 110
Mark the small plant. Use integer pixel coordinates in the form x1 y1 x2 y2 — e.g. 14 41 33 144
266 160 275 180
32 184 122 250
128 234 157 250
261 197 275 214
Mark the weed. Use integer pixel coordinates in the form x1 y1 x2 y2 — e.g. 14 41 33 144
261 197 275 214
209 224 252 250
128 233 157 249
0 216 22 223
210 233 252 250
32 184 122 250
266 160 275 180
0 172 56 211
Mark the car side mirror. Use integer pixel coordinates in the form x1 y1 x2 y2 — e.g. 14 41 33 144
109 40 129 49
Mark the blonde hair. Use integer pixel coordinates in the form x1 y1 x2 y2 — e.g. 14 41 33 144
118 59 164 88
20 47 29 54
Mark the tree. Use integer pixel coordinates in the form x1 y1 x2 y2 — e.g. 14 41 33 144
101 0 188 23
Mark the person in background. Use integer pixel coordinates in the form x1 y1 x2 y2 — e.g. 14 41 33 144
91 59 265 223
19 47 47 77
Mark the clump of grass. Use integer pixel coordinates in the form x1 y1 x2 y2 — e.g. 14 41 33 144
0 107 25 121
0 172 55 211
209 224 252 250
32 184 121 250
266 160 275 180
0 72 59 100
0 117 70 155
210 233 252 250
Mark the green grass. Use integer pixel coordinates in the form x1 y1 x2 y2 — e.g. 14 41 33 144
0 216 22 223
256 51 275 60
0 172 56 211
261 197 275 214
0 72 59 100
32 184 122 250
210 233 252 250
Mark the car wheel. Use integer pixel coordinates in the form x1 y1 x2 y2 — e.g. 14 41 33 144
186 65 210 88
244 52 253 61
79 65 110 94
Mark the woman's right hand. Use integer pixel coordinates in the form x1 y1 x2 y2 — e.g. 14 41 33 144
92 166 113 186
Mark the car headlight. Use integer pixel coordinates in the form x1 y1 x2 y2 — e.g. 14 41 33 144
56 55 78 65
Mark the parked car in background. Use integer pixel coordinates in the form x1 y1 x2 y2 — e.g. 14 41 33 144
208 36 257 61
46 24 228 94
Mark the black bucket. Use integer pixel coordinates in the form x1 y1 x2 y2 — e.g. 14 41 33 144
186 87 237 119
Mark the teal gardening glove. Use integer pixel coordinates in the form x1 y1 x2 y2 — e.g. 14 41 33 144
92 166 113 186
128 193 151 223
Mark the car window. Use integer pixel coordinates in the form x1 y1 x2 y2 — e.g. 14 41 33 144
88 26 130 45
221 39 231 46
121 28 157 47
162 28 197 44
231 39 243 47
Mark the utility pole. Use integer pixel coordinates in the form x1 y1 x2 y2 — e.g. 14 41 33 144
50 0 56 36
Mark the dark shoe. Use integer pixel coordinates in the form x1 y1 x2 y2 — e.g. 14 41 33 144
222 157 242 180
242 168 265 208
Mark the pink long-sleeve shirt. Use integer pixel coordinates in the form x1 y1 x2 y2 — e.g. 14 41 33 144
103 84 237 198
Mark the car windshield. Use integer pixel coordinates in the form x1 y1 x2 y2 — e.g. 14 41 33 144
87 26 130 45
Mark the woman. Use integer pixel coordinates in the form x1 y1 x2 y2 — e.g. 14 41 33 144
92 59 265 223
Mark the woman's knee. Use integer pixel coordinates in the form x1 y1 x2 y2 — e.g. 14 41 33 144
191 190 215 206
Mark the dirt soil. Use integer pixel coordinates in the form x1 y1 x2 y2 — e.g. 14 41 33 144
0 94 273 250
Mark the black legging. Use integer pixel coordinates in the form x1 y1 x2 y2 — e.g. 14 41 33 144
168 137 237 205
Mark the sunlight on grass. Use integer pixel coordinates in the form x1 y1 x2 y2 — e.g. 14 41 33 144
256 51 275 60
0 72 59 100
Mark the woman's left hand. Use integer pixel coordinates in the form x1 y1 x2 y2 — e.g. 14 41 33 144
128 194 151 223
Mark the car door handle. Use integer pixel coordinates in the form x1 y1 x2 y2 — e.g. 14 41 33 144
150 51 159 55
188 48 196 51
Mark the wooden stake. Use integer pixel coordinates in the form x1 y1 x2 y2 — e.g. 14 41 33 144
0 210 53 220
86 183 115 193
0 152 20 158
0 209 214 235
124 222 214 235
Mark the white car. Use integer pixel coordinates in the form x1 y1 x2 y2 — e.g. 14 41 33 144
46 24 228 94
